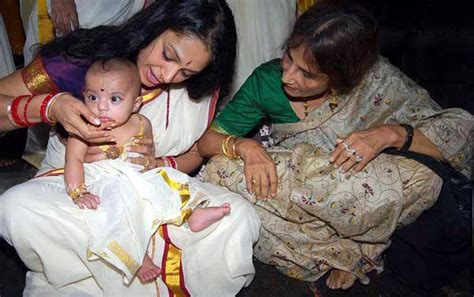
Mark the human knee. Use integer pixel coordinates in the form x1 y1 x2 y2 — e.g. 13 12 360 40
0 182 42 226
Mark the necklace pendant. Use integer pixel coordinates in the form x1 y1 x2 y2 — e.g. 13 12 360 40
303 101 309 119
100 145 122 159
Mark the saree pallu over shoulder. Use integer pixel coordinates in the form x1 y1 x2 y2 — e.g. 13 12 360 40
21 55 60 95
272 57 473 176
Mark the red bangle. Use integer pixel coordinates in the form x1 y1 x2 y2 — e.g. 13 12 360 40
11 95 30 127
40 93 58 124
164 156 177 169
23 95 35 126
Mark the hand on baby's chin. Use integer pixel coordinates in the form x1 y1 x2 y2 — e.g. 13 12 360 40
99 119 118 131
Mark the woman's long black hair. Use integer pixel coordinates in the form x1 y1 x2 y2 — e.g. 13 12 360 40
40 0 236 99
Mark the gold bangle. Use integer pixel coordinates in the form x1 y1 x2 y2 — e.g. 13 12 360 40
68 184 88 202
230 136 239 159
221 135 240 160
221 135 231 157
222 135 236 159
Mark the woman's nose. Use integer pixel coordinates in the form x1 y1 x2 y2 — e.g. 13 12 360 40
162 64 180 83
281 65 296 84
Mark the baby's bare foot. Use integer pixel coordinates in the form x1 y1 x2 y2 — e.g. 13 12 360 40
326 269 357 290
137 254 161 284
188 203 231 232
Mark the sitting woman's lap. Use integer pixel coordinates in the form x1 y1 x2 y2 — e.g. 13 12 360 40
202 143 442 283
0 178 96 290
0 174 261 296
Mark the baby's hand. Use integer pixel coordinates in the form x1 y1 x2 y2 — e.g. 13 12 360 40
75 193 101 209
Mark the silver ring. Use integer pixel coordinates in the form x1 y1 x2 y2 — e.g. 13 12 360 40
355 154 363 162
342 141 356 155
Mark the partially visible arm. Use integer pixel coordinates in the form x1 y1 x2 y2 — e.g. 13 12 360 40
330 124 445 174
173 142 204 174
332 89 473 175
65 136 101 209
198 129 277 198
385 124 444 160
64 136 89 192
390 89 473 174
0 70 114 142
0 70 31 97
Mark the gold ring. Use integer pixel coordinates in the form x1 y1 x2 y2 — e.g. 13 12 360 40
252 178 257 185
144 157 150 168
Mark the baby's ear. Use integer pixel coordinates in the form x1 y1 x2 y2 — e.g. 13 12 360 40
133 96 143 112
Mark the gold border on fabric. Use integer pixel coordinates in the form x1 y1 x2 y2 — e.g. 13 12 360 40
142 88 163 106
22 56 60 95
107 240 141 275
158 227 188 297
150 234 161 297
37 0 54 44
159 170 193 224
35 168 65 178
209 122 231 135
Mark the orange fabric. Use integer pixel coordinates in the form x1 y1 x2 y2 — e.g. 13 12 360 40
297 0 317 13
37 0 55 44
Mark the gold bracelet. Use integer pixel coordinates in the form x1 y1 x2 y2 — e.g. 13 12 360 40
221 135 231 157
222 135 241 160
230 136 240 159
68 184 88 202
222 135 235 158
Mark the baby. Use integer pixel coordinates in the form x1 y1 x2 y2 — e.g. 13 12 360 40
64 58 230 283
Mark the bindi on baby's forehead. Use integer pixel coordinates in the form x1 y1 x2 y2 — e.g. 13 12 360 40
85 59 141 97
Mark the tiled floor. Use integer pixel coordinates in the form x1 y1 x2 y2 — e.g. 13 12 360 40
0 160 471 297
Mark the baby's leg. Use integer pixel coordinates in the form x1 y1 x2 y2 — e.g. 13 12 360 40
188 203 231 232
137 254 161 283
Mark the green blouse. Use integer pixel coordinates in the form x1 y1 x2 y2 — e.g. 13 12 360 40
213 59 300 136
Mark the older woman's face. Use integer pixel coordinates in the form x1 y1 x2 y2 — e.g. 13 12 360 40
281 46 330 99
136 30 211 87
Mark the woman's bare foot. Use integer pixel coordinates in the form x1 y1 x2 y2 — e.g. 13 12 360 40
326 269 357 290
188 203 231 232
137 254 161 283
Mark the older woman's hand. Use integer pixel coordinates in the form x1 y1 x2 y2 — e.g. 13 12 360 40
330 125 405 174
124 136 157 171
235 138 278 199
51 93 116 143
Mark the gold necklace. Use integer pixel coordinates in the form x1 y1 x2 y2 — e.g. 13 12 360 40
303 101 309 119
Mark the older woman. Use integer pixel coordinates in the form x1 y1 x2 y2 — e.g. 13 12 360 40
198 2 472 291
0 1 260 296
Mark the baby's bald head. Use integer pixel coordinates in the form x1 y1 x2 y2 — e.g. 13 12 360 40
86 58 141 98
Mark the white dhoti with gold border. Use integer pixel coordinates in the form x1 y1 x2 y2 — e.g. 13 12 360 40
0 159 260 296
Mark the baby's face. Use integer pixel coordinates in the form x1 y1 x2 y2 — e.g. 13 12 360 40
83 69 140 128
